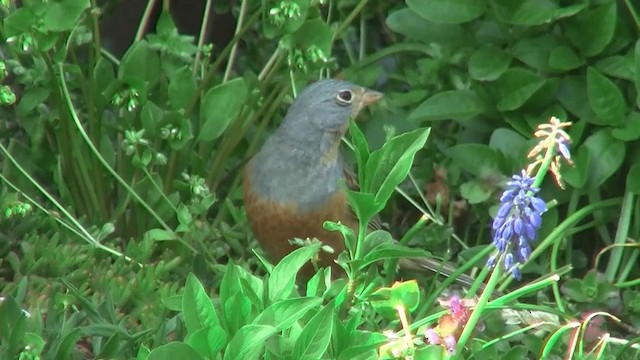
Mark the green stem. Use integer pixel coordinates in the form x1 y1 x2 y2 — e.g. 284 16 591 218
333 0 371 39
135 0 159 42
223 0 248 82
604 191 635 281
56 63 174 233
193 0 213 75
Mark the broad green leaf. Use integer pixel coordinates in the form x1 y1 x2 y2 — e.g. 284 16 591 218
512 34 557 71
338 331 388 360
460 180 493 204
183 273 219 334
489 128 527 160
262 0 310 38
595 55 635 81
292 304 334 360
269 244 322 301
409 90 486 121
291 18 332 57
254 297 323 331
548 46 584 71
223 293 252 334
566 3 616 57
612 113 640 142
344 191 379 251
118 41 161 88
386 8 466 46
447 144 500 176
583 130 625 190
407 0 486 24
493 68 545 111
186 326 227 358
17 88 49 118
169 66 197 110
365 128 431 207
561 147 588 189
491 0 586 25
148 342 204 360
557 76 598 121
626 163 640 194
223 325 276 360
468 45 512 81
43 0 90 32
219 263 243 327
587 67 626 126
370 280 420 318
200 78 247 141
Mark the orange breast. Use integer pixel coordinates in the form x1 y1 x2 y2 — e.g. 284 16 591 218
243 168 356 278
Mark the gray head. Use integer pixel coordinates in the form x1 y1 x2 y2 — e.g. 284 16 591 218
275 79 383 145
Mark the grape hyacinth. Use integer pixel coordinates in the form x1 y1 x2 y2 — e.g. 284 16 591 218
488 170 547 280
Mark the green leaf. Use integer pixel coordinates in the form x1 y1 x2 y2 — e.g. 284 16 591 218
365 128 431 207
370 280 420 318
118 41 161 88
219 263 243 329
200 78 247 141
612 113 640 142
254 297 323 331
42 0 90 32
595 55 635 81
491 0 586 25
360 243 430 270
548 45 584 71
148 342 204 360
489 128 527 160
583 130 625 190
269 244 322 301
223 325 277 360
493 68 545 111
468 45 512 81
587 67 626 126
557 76 598 121
169 66 197 110
446 144 500 176
512 34 557 71
349 120 370 187
627 163 640 195
292 304 334 360
343 191 378 251
566 3 616 57
291 18 333 57
409 90 486 121
407 0 486 24
186 326 227 358
223 293 252 334
183 273 219 334
460 180 493 204
17 88 50 117
386 8 466 46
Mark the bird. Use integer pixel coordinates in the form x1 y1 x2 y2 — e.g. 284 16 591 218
243 79 475 284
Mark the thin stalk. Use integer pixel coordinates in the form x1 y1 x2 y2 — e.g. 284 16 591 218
604 191 635 281
223 0 248 82
193 0 213 75
135 0 159 42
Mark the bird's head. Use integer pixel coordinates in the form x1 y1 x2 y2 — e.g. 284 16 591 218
277 79 383 139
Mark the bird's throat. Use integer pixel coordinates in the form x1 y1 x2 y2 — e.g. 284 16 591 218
320 130 344 166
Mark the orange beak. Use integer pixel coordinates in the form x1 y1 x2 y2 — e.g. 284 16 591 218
362 89 384 106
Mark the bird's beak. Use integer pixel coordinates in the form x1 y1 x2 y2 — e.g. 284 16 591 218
361 89 383 107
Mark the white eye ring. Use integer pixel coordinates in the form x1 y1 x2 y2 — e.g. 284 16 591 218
336 89 353 105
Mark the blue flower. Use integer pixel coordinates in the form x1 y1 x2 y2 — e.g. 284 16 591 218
487 170 547 280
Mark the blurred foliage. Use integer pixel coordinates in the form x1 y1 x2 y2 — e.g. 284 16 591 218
0 0 639 359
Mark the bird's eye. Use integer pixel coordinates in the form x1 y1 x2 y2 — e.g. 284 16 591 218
336 89 353 105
